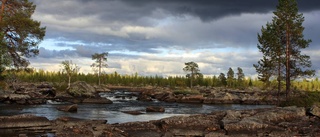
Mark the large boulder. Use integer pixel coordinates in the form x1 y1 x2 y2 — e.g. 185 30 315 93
68 81 96 97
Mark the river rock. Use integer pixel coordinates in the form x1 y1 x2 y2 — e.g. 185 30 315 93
57 104 78 112
163 94 177 102
137 94 153 101
113 121 160 137
82 97 113 104
177 94 204 103
52 117 108 137
0 114 52 136
309 103 320 117
1 106 319 137
146 106 165 112
0 114 51 128
13 82 56 97
222 106 307 135
8 94 30 101
159 113 223 131
153 92 170 101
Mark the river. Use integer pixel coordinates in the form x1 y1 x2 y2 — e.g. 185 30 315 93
0 90 274 124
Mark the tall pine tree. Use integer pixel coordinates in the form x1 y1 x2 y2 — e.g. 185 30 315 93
91 52 108 85
254 0 314 98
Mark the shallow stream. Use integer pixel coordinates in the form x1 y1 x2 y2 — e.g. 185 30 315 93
0 90 274 124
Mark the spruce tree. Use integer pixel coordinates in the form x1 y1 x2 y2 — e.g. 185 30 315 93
236 67 245 88
227 68 235 88
218 73 227 87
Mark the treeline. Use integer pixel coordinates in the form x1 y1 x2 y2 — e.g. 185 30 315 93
3 69 256 88
1 69 319 92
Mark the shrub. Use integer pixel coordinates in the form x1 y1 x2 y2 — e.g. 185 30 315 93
280 91 320 108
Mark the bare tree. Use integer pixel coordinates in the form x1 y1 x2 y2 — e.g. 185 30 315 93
61 60 80 89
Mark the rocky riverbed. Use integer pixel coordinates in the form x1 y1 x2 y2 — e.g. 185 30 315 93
1 105 320 137
1 82 319 136
0 82 284 105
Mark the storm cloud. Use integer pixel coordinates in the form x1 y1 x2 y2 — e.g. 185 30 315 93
29 0 320 77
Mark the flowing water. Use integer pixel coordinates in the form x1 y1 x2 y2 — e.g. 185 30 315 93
0 90 274 124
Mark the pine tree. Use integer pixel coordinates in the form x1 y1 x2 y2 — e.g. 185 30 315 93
254 0 314 98
218 73 227 87
254 20 285 96
183 62 201 88
0 0 45 70
91 52 108 85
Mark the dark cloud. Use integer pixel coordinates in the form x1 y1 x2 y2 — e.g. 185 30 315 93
33 0 320 24
116 0 320 21
29 0 320 76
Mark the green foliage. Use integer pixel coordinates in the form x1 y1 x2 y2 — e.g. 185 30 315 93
227 68 235 87
60 60 80 89
280 91 320 107
254 0 315 97
3 67 320 94
218 73 227 87
237 67 245 85
183 62 202 88
0 0 46 69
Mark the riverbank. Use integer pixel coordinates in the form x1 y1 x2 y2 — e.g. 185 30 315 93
1 106 320 136
0 82 283 105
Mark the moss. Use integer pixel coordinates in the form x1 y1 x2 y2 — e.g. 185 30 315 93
280 91 320 108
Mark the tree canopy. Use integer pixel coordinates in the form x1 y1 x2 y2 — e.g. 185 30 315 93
61 60 80 89
183 61 201 88
0 0 45 71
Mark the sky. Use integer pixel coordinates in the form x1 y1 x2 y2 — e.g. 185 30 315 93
28 0 320 78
